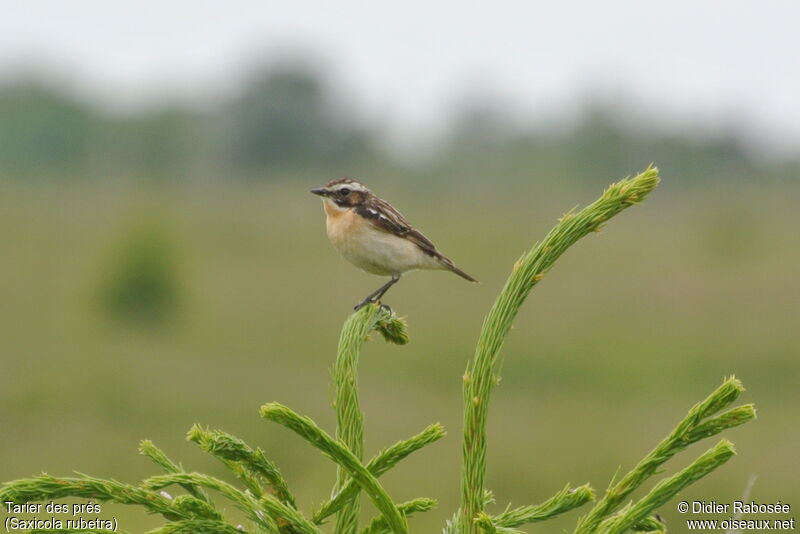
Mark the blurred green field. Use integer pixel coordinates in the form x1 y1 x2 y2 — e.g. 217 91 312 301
1 178 798 532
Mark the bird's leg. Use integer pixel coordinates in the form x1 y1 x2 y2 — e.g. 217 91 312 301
354 274 401 310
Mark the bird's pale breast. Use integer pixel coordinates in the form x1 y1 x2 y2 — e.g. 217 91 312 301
323 200 440 276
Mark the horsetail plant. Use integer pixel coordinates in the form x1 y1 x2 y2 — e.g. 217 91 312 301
0 166 755 534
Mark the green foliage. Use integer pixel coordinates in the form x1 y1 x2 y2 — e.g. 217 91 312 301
0 474 188 520
0 166 756 534
573 377 754 534
260 401 410 534
139 440 210 503
461 166 660 534
187 425 295 507
0 81 94 173
146 519 244 534
313 423 445 523
475 484 595 532
359 499 437 534
1 67 791 183
227 63 371 171
330 305 412 534
594 440 736 534
98 221 180 325
101 108 208 177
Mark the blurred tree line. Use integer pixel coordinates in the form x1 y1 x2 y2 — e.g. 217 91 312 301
0 60 796 184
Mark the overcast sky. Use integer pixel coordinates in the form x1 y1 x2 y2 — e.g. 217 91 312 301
2 1 799 155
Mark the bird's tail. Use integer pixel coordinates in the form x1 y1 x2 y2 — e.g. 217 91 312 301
439 256 478 283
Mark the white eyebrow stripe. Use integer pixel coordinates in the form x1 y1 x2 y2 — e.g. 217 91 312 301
330 181 367 192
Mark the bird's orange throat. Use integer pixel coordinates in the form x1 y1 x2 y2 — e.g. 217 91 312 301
323 198 348 219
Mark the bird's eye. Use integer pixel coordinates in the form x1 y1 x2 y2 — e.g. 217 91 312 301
339 188 351 196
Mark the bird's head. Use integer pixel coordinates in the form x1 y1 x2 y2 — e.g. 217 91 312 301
311 178 370 208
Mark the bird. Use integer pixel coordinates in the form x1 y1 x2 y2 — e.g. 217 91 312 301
311 178 478 310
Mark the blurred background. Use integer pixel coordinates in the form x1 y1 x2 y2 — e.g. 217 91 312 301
1 1 798 532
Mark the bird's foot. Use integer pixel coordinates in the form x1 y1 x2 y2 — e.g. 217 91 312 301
353 298 374 311
353 298 392 312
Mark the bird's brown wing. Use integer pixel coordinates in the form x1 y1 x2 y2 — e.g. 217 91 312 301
357 196 479 282
355 198 440 258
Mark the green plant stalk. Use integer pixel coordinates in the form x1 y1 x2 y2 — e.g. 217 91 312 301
226 461 263 499
314 423 446 523
333 306 371 534
631 516 666 533
145 519 248 534
259 494 323 534
358 498 438 534
260 402 408 534
573 377 752 534
332 303 406 534
143 472 278 533
187 424 296 507
170 495 221 520
191 448 264 501
0 474 188 521
139 440 211 503
476 483 595 531
460 166 660 534
684 404 756 443
445 491 495 534
597 440 736 534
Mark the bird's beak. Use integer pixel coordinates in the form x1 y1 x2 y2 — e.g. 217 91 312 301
310 188 328 197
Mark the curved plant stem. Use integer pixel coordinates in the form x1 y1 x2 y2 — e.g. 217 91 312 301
332 304 407 534
261 403 408 534
460 167 661 534
574 377 754 534
314 423 445 523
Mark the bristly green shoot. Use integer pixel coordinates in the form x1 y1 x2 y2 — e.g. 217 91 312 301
476 483 595 532
187 424 296 508
313 423 446 523
596 439 736 534
359 498 438 534
331 303 409 534
461 166 660 534
260 402 409 534
573 376 755 534
140 439 211 503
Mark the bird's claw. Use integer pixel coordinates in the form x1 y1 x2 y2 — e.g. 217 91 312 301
354 298 391 312
353 299 373 311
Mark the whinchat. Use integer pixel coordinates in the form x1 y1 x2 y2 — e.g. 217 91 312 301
311 178 478 310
